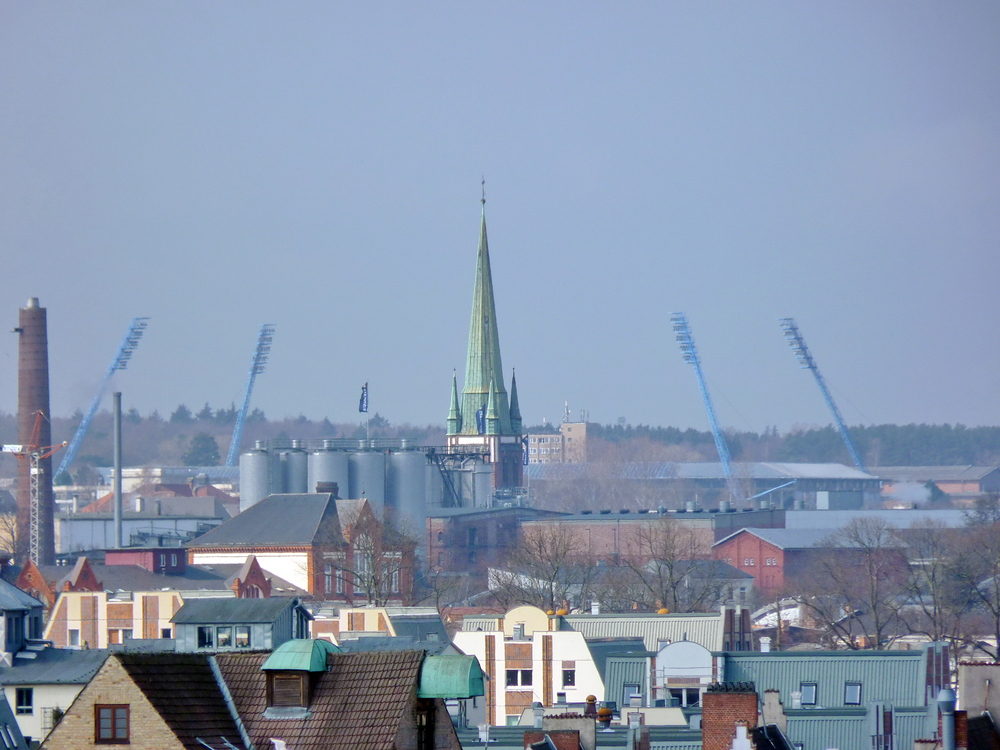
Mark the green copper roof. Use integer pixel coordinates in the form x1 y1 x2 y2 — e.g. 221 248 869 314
509 369 522 434
417 655 485 699
448 371 461 429
261 638 341 672
456 205 515 436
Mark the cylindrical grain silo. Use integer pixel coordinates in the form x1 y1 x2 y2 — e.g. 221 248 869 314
472 459 493 508
17 297 55 564
387 450 428 544
348 449 386 512
308 441 349 496
281 441 309 494
239 442 271 512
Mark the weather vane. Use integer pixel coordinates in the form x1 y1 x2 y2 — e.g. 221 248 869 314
481 176 485 205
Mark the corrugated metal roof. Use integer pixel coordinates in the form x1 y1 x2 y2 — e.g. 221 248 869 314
604 656 649 707
563 613 725 651
872 466 999 482
722 650 927 708
784 707 931 750
462 616 502 631
527 462 877 482
713 528 847 550
171 596 305 624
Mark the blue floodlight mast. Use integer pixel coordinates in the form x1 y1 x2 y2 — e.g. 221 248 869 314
670 312 743 505
57 317 149 477
226 324 275 467
779 318 866 473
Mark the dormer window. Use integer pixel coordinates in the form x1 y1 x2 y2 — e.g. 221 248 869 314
268 672 307 707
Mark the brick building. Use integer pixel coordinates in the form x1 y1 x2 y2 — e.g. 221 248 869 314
188 494 417 605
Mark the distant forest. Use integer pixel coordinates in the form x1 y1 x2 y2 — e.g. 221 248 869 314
0 405 997 481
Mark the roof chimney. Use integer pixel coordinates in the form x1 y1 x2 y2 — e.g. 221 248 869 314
702 683 758 750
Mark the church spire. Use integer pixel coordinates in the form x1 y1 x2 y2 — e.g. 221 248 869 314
447 370 462 435
456 196 513 435
509 369 522 435
486 377 500 434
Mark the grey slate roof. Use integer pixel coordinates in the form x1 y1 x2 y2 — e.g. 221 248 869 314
0 647 108 685
188 493 342 548
713 527 907 550
171 597 306 624
336 635 450 656
0 578 42 611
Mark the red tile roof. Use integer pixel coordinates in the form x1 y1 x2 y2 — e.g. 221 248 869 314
115 653 247 750
215 649 424 750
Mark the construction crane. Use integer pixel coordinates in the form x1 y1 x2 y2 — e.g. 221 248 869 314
3 411 67 564
57 317 149 479
670 312 744 505
779 318 866 472
226 324 275 467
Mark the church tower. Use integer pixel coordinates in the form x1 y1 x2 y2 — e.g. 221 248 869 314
447 195 524 489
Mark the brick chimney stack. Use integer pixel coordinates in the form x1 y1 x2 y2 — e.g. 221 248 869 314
702 682 759 750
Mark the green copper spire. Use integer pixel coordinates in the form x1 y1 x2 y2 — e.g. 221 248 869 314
509 369 522 435
457 200 513 435
486 377 500 435
447 370 462 435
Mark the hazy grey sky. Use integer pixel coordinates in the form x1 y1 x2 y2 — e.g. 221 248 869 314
2 3 998 433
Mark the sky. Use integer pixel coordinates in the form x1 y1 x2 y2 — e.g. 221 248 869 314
1 3 998 434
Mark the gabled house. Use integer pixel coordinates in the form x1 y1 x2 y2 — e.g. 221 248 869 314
40 653 247 749
188 493 417 604
0 648 108 745
171 597 311 652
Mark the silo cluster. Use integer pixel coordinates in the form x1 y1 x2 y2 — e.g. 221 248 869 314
239 440 438 540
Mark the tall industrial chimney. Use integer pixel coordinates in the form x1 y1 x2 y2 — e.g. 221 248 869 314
16 297 56 565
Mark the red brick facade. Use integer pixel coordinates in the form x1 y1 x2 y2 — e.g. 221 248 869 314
701 687 758 750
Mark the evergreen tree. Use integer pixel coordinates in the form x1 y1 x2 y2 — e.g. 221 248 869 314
182 432 221 466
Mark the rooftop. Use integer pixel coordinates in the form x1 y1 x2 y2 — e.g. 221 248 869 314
172 597 307 625
0 647 108 685
116 653 247 750
187 493 345 548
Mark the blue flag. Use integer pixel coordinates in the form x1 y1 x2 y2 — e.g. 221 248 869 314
522 436 529 466
475 404 486 435
359 383 368 413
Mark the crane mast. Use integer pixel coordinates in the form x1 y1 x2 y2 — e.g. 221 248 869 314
57 317 149 478
3 411 67 564
670 312 743 505
779 318 866 472
226 324 275 467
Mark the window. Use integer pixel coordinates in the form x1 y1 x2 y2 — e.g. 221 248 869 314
197 626 214 648
161 628 172 639
506 669 532 687
269 674 305 707
845 682 862 705
236 626 252 648
216 627 232 648
0 724 16 749
159 554 166 567
122 629 132 641
15 689 32 715
623 683 640 707
69 629 80 647
171 554 177 566
562 669 576 687
95 704 129 743
324 563 334 595
800 682 817 705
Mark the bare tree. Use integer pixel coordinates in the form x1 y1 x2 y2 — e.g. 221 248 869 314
491 523 598 611
952 521 1000 659
600 515 725 612
795 517 908 649
897 520 975 648
328 503 418 607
